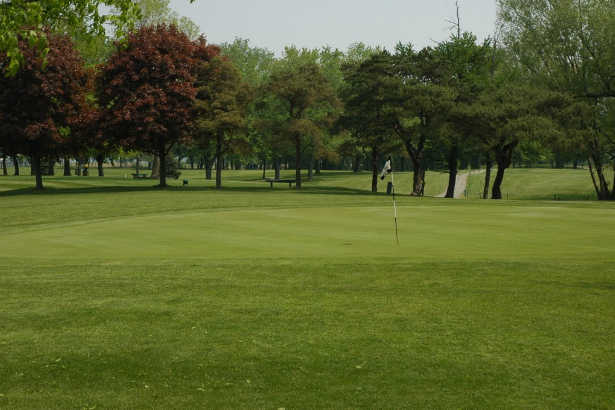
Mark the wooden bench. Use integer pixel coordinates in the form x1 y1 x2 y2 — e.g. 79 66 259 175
132 173 148 179
265 178 296 188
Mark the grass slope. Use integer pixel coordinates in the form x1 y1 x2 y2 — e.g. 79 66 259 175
466 167 605 200
0 169 614 408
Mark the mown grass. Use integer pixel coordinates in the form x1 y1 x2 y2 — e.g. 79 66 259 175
0 168 614 408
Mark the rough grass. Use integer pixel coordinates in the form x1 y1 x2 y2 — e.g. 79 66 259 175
0 167 452 196
466 167 604 200
0 168 614 408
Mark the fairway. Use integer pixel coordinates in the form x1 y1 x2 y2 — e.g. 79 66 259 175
1 170 614 408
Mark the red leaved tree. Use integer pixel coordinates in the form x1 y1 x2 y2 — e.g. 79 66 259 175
97 25 216 187
0 30 90 189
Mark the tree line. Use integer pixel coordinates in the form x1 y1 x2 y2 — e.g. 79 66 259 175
1 0 614 199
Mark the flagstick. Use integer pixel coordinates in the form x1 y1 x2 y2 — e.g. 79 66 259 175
391 170 400 245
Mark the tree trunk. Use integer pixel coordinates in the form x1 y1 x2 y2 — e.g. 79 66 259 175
491 162 506 199
445 144 458 198
1 154 7 176
151 156 160 179
48 158 55 176
410 156 425 196
274 158 281 180
96 154 104 177
159 151 167 187
315 158 321 175
402 133 426 196
12 155 19 176
136 156 141 175
353 154 360 173
588 154 610 200
307 152 314 181
295 137 302 189
216 133 223 189
262 158 266 179
554 152 565 169
119 156 123 168
32 153 43 189
371 149 378 193
75 160 81 176
63 157 71 176
205 157 213 180
483 159 492 200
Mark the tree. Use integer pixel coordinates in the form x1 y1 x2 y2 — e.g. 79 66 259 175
62 75 103 177
434 33 491 197
220 38 277 178
265 62 339 189
97 25 204 187
334 43 383 174
390 45 456 196
498 0 615 199
0 30 90 189
459 80 565 199
340 52 398 193
194 56 250 188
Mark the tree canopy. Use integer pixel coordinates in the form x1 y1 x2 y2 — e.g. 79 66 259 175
0 29 90 189
97 24 214 187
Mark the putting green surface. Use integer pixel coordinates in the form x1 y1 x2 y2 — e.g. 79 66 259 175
0 170 614 408
2 202 613 263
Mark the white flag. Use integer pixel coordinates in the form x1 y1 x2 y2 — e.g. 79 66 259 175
380 159 392 180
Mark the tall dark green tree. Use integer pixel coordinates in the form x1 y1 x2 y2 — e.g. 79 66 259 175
434 33 491 197
390 45 456 196
459 80 566 199
340 52 398 193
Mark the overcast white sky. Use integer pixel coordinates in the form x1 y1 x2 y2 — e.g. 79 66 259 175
170 0 498 53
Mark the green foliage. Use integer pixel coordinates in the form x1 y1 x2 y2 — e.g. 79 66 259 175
340 52 396 154
264 59 340 187
498 0 615 199
218 39 278 167
0 0 140 76
220 38 275 87
135 0 201 39
194 56 251 155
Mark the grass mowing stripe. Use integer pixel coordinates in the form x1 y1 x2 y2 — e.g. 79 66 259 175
1 261 613 408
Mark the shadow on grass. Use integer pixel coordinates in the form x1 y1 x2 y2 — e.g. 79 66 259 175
0 182 376 198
